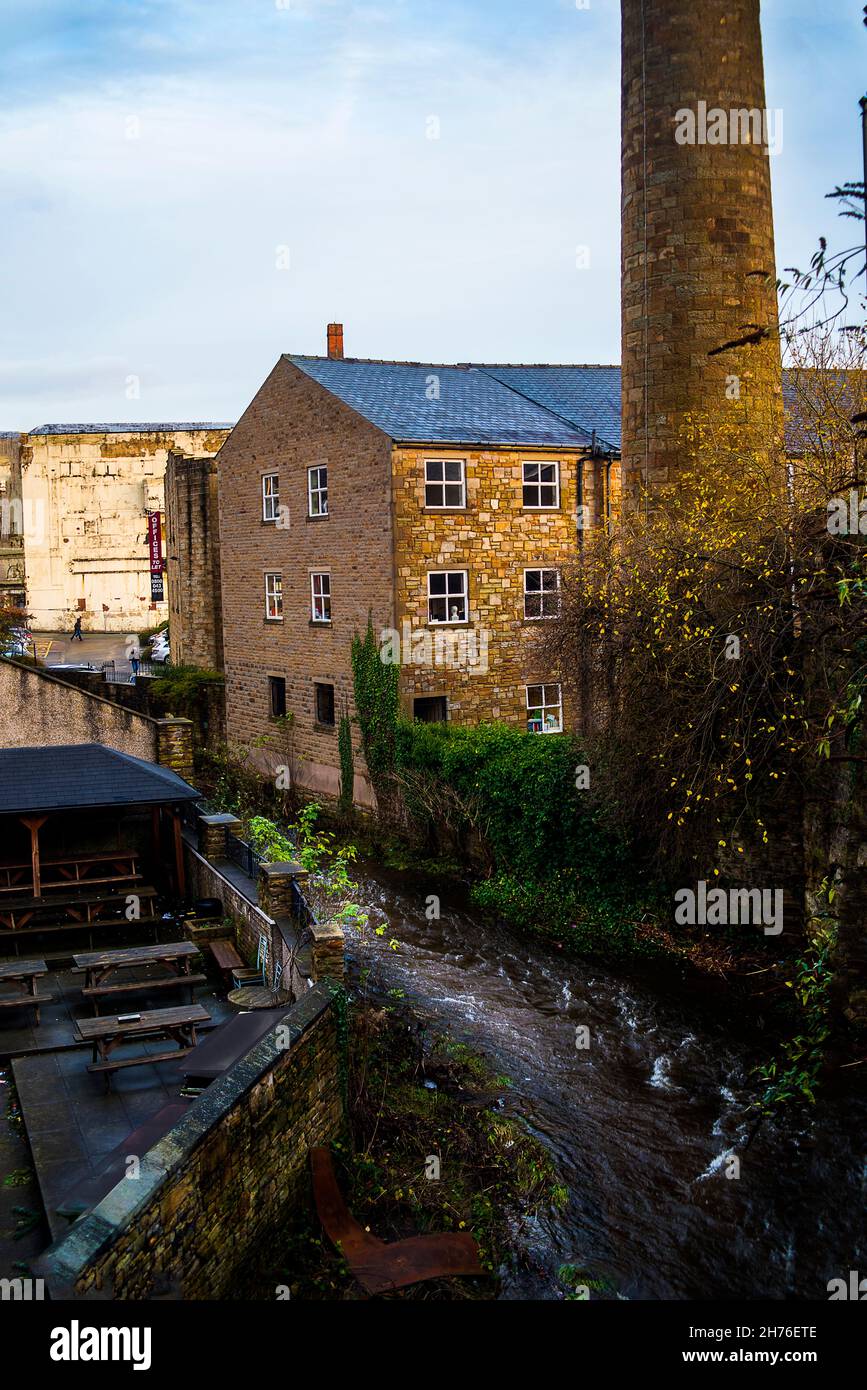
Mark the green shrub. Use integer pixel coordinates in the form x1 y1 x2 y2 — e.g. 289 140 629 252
395 720 648 952
149 665 224 720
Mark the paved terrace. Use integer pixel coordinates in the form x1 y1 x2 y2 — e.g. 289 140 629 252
3 952 233 1245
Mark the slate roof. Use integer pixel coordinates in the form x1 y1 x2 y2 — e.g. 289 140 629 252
285 357 861 455
0 744 200 815
481 364 622 451
29 423 234 436
285 356 596 448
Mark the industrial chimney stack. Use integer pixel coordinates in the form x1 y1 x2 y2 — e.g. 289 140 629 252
621 0 784 507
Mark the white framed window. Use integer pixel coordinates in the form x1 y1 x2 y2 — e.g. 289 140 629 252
264 572 283 621
524 568 561 619
308 466 328 517
526 683 562 734
262 474 279 522
427 570 468 624
311 571 331 622
522 460 560 509
425 459 466 509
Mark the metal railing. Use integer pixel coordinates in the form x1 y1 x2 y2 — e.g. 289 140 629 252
100 658 164 681
291 876 318 930
226 831 263 880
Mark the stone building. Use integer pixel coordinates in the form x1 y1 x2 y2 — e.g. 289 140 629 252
0 432 27 609
211 328 825 803
19 423 231 633
164 451 223 670
215 329 619 801
621 0 784 507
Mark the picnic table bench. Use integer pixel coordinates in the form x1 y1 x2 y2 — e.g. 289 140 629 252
73 941 205 1014
0 885 157 932
0 851 140 895
0 958 53 1026
74 1004 212 1091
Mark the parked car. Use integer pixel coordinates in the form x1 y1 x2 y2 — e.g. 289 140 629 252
149 630 171 663
2 625 33 658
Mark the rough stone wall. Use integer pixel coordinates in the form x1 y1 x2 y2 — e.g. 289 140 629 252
164 451 224 670
0 657 194 780
218 358 394 802
392 444 601 731
0 657 156 760
20 427 230 632
621 0 783 506
0 433 26 605
37 985 344 1300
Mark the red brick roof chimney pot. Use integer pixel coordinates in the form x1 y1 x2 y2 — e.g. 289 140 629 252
327 323 344 360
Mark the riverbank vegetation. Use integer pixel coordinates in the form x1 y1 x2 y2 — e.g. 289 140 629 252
236 1001 565 1299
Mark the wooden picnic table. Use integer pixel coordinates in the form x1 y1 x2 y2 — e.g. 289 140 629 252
0 958 53 1025
74 1004 212 1091
0 885 157 932
0 850 140 894
73 941 205 1014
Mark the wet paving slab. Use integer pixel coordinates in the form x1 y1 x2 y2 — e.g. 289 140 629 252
1 960 233 1245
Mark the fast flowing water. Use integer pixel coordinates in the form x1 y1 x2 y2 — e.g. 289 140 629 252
347 862 867 1301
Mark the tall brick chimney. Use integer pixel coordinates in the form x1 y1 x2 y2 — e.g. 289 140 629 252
327 323 344 360
621 0 784 508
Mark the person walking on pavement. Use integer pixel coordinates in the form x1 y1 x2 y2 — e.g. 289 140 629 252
71 616 83 642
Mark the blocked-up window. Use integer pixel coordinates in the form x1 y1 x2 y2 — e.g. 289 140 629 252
269 675 287 718
315 682 335 726
413 695 448 723
526 683 562 734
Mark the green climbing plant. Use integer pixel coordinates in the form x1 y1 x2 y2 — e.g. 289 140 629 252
338 709 355 818
350 613 399 800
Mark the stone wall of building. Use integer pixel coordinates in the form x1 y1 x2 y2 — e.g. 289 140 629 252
620 0 783 506
20 425 230 632
164 451 224 670
0 433 26 607
36 984 344 1299
218 358 394 803
0 657 193 779
392 443 603 732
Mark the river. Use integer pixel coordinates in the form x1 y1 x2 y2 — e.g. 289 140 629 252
345 862 867 1301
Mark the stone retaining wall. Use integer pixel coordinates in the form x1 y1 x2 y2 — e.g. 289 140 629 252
36 984 344 1300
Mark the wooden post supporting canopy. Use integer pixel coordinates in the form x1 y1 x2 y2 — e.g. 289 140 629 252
19 816 48 897
171 808 185 899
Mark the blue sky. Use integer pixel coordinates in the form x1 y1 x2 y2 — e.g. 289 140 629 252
1 0 863 428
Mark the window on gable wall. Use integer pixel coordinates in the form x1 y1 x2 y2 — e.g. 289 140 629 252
308 466 328 517
315 682 335 726
262 474 279 522
265 572 283 620
269 676 287 717
311 572 331 622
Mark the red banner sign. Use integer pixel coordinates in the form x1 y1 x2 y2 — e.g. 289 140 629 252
147 512 163 574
